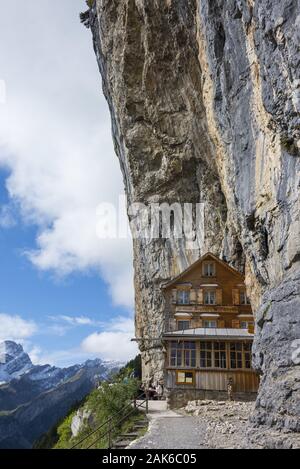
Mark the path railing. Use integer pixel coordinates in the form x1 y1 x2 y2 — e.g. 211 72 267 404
70 392 148 450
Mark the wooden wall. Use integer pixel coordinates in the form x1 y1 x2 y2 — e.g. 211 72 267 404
164 255 253 331
166 369 259 393
165 256 248 306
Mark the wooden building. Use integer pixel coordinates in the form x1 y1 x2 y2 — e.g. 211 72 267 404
162 253 259 402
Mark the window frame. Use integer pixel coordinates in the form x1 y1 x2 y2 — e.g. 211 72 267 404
229 342 252 370
177 320 191 331
213 341 227 369
199 341 227 369
199 341 213 368
240 321 254 330
169 341 196 368
176 370 195 386
204 289 216 305
203 320 218 328
240 291 250 305
243 342 252 369
202 261 216 277
169 341 253 371
177 289 190 305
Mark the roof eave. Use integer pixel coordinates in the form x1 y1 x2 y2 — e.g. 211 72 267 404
163 334 254 340
161 252 244 290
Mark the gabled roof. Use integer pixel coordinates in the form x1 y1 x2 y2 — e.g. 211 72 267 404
162 252 244 290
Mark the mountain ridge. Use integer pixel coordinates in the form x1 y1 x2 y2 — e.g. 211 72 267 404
0 340 33 383
0 341 122 448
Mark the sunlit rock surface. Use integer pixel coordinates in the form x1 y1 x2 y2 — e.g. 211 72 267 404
88 0 300 447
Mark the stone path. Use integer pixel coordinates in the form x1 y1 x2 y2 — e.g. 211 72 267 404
129 399 300 449
128 401 208 449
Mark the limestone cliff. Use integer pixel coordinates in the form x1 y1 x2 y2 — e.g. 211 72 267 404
86 0 300 447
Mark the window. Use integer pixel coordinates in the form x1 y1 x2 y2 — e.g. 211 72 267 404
203 262 215 277
200 341 212 368
177 290 190 304
200 341 226 369
204 290 216 305
170 341 196 367
176 370 195 385
243 343 252 369
229 342 254 369
177 320 190 331
203 320 217 328
170 341 182 367
230 342 243 369
214 342 227 369
240 321 254 330
198 342 252 370
240 291 250 305
183 341 196 367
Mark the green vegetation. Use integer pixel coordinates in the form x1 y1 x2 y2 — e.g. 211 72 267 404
80 1 94 27
117 354 142 381
33 396 88 449
54 412 76 448
35 355 144 449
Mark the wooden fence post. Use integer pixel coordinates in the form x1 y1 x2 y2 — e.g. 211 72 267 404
146 396 149 414
108 421 112 449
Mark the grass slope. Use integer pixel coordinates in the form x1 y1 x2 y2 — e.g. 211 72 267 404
35 355 144 449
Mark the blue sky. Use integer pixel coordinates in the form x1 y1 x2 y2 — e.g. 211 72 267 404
0 1 137 366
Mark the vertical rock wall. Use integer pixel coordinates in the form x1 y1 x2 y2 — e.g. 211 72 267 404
195 0 300 447
88 0 300 447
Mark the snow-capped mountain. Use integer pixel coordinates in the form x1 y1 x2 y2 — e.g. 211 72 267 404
0 341 33 384
0 341 123 449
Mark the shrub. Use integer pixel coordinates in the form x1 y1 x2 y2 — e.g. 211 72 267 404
54 378 140 449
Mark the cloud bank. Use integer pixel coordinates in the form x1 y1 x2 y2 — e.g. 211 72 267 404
81 317 138 362
0 0 134 308
0 312 137 366
0 313 37 342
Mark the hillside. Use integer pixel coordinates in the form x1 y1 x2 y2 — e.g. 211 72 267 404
35 355 146 449
0 341 121 448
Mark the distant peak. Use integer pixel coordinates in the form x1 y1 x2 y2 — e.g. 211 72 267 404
0 340 24 358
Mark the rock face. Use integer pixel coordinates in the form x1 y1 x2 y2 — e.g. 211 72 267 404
71 408 93 437
0 342 120 448
87 0 300 446
0 341 33 383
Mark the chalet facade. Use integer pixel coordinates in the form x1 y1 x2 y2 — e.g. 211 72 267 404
162 253 259 402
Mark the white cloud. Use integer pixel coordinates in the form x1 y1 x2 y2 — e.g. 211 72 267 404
42 315 101 338
48 315 103 327
26 345 43 365
59 316 95 326
0 204 17 228
81 332 138 362
44 315 138 365
81 316 138 362
47 324 71 337
26 346 88 368
0 0 134 308
0 313 137 367
0 313 37 342
109 316 136 334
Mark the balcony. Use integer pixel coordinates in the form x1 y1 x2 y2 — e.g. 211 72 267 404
164 317 255 335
